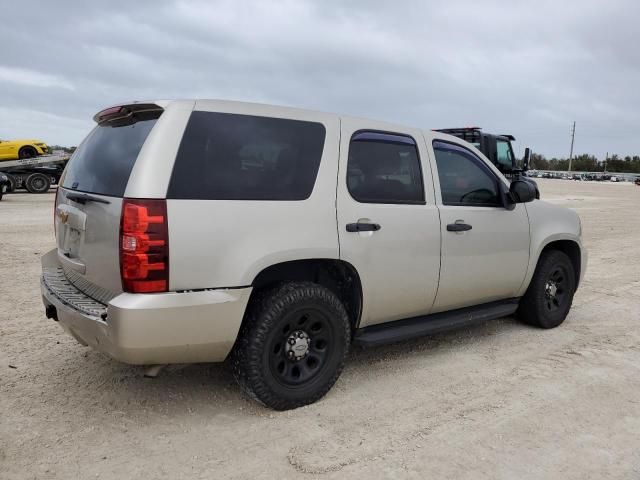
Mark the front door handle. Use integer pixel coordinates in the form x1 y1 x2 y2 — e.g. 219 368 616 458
446 223 472 232
346 222 381 232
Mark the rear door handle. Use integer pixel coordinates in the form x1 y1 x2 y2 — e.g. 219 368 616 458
346 222 381 232
446 223 472 232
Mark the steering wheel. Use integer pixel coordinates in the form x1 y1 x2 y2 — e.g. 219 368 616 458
460 188 496 203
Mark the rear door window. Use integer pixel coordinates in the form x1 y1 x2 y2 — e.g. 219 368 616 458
62 112 159 197
347 131 425 204
167 111 326 200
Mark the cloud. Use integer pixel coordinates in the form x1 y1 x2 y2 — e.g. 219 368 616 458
0 66 74 90
1 0 638 158
0 107 90 145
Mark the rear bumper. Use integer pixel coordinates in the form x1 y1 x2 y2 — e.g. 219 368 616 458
41 249 252 365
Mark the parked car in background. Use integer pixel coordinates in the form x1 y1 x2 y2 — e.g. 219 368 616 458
0 138 49 160
41 100 587 410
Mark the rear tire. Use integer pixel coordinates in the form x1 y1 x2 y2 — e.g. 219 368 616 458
25 173 51 193
231 282 351 410
18 146 37 159
518 250 576 329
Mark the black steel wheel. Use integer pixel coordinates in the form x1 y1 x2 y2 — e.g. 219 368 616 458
231 282 350 410
518 250 576 329
268 307 335 387
543 265 570 313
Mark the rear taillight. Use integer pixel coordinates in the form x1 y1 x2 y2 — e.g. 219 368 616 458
96 106 123 122
119 199 169 293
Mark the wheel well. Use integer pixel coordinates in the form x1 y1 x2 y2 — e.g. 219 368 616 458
251 259 363 333
541 240 581 286
19 145 36 153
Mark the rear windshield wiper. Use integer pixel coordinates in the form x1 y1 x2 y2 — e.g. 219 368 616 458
66 192 111 205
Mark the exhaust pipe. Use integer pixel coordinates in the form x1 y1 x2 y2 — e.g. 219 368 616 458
45 305 58 321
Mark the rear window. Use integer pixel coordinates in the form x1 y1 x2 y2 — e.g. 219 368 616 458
167 111 326 200
62 112 159 196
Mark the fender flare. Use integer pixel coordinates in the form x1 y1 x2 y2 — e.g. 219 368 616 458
517 233 584 297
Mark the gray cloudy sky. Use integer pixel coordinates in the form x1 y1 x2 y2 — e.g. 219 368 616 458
2 0 639 158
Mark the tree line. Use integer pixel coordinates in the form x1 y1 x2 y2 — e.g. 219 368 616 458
529 153 640 173
49 145 77 154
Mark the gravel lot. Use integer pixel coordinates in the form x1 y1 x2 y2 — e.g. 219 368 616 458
1 179 639 479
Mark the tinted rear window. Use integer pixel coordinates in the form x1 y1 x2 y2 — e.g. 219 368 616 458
347 132 425 204
62 113 159 196
167 111 326 200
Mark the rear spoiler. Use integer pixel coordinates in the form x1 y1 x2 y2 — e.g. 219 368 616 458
93 103 163 124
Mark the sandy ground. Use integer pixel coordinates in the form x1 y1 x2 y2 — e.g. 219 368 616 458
1 179 639 479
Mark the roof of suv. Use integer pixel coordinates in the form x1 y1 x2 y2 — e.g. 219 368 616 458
99 99 431 138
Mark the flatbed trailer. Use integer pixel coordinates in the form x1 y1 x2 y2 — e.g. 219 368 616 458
0 153 69 193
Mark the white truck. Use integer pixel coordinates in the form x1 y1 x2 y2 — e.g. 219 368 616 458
41 100 587 410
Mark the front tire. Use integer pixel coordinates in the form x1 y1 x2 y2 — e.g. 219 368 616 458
518 250 576 329
231 282 351 410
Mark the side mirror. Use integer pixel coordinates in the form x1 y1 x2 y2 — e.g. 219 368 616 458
510 179 536 203
522 147 531 170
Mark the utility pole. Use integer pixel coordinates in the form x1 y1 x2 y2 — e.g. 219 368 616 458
568 121 576 171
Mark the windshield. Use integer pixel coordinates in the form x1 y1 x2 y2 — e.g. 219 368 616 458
496 139 515 170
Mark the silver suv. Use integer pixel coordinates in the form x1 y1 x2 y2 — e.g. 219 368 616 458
41 100 587 410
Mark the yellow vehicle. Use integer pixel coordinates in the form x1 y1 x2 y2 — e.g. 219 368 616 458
0 139 49 161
